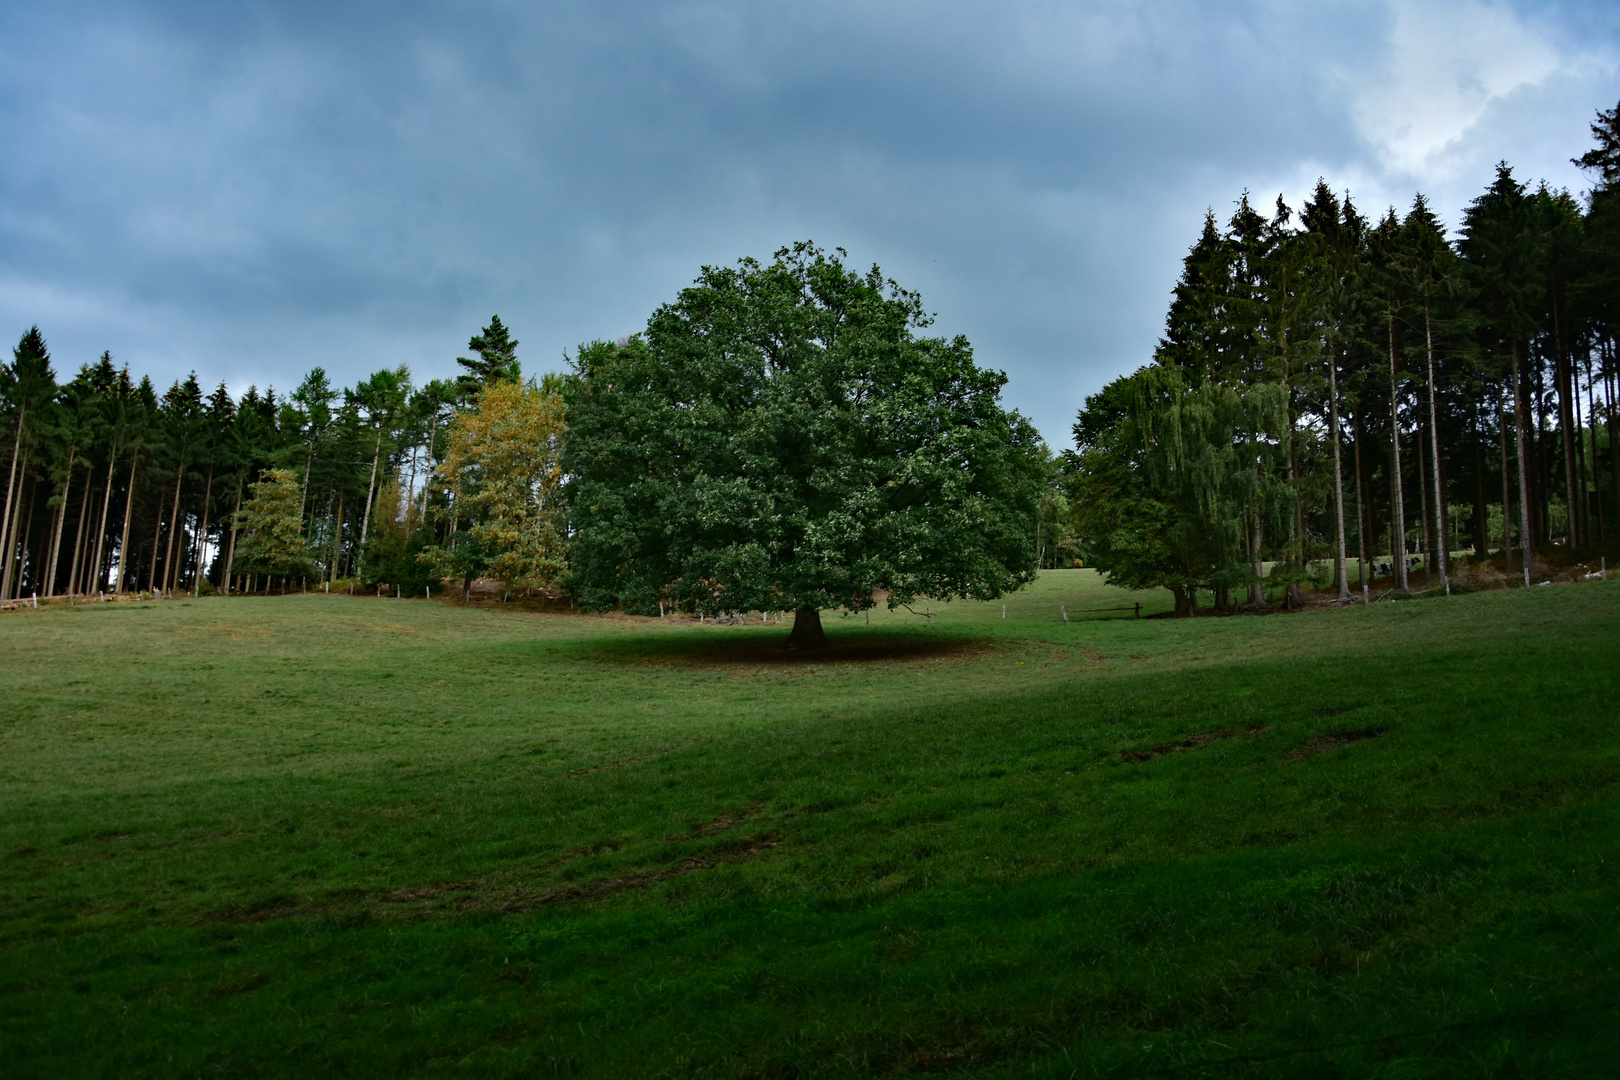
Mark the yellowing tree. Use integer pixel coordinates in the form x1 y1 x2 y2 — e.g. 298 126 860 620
427 378 566 595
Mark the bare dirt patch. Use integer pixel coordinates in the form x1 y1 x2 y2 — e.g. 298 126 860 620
501 832 784 912
654 635 996 669
1121 724 1268 763
1285 727 1387 761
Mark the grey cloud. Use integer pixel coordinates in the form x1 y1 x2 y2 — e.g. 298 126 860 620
1 1 1614 441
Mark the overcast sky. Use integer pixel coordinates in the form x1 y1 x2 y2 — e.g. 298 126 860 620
2 1 1617 444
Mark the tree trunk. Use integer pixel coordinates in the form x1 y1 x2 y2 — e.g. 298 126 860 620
115 459 137 593
1249 509 1266 607
45 445 76 597
147 483 165 593
66 475 90 600
787 606 826 649
419 414 439 527
1533 355 1549 548
14 476 36 599
1581 352 1594 544
1424 310 1448 589
1607 340 1620 536
1388 315 1409 592
1472 411 1489 557
194 466 214 596
1587 348 1605 543
223 480 243 594
1499 387 1515 574
0 407 25 595
1511 343 1534 584
1 445 29 599
1329 352 1350 601
328 493 344 584
1417 421 1434 588
162 465 185 594
1552 304 1578 549
89 443 118 596
356 426 384 580
1354 410 1369 601
1282 393 1303 611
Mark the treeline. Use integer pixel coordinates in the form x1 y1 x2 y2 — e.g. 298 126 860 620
7 104 1620 612
1065 104 1620 612
0 315 544 601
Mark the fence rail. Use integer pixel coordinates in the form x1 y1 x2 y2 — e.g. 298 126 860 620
1056 602 1141 622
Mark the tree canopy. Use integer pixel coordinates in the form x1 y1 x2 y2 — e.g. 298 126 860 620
563 243 1044 647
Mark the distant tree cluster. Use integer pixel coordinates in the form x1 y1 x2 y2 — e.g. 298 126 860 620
0 315 532 603
1067 102 1620 611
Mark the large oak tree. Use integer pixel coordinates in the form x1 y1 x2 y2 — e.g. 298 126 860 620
563 243 1044 648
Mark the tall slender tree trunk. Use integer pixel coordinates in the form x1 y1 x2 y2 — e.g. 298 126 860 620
194 466 214 596
1606 339 1619 533
162 465 185 594
1552 317 1578 550
1511 343 1534 585
1472 418 1488 556
1417 423 1434 587
1424 310 1448 590
89 443 118 596
1 442 29 599
223 480 242 594
1499 387 1515 574
1329 354 1350 601
0 407 25 594
1572 357 1589 544
328 493 344 584
1586 349 1604 542
14 477 36 599
300 449 313 534
1388 315 1409 591
1534 357 1549 547
147 484 165 593
45 445 77 597
356 427 383 580
1354 411 1369 601
402 446 419 533
419 414 439 527
67 476 90 600
115 460 138 594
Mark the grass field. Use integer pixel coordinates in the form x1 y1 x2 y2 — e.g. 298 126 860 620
3 570 1618 1077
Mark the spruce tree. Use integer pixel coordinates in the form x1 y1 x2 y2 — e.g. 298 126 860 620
456 316 521 397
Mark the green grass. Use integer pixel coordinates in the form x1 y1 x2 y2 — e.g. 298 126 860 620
2 570 1618 1077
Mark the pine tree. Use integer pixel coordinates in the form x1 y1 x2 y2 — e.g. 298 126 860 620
1460 164 1544 585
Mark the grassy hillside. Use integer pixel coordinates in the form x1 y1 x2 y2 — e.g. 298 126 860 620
2 570 1618 1077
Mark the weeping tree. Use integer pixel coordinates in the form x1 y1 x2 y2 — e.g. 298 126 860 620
1069 364 1289 615
563 242 1045 649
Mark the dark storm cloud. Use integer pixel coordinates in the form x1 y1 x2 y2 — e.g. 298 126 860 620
1 1 1615 442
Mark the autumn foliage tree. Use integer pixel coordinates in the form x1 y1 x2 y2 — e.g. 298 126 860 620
424 377 566 598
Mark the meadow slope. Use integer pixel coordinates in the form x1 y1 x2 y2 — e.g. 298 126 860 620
2 570 1618 1077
